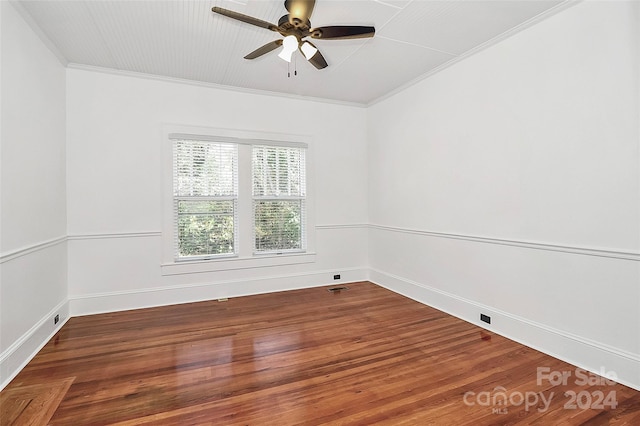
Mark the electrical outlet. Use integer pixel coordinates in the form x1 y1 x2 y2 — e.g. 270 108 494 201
333 274 341 280
480 314 491 324
54 314 60 325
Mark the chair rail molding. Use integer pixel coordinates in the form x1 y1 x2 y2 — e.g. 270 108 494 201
369 223 640 261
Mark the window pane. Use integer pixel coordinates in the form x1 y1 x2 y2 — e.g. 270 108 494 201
252 146 305 197
175 141 237 197
254 200 302 252
177 200 235 257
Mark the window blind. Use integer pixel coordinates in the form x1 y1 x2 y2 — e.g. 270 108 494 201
173 139 238 259
252 145 306 253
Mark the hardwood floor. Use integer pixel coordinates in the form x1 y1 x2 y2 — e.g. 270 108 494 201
2 281 639 425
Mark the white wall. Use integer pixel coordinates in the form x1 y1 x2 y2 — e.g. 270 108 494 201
368 0 639 389
66 69 369 314
0 1 68 388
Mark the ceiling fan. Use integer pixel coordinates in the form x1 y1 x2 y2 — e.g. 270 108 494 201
212 0 375 69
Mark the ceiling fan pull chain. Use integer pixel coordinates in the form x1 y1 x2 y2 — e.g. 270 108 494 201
294 55 298 76
288 62 290 78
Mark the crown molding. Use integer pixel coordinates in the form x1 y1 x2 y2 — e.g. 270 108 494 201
65 63 367 109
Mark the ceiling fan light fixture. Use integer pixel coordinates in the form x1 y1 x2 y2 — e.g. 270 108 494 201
278 35 299 62
300 41 318 60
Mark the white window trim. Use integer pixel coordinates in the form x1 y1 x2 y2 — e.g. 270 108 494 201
161 124 316 275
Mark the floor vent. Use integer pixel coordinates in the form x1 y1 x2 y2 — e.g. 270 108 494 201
328 286 349 293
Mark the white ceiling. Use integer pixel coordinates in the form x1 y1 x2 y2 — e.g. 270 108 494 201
16 0 569 105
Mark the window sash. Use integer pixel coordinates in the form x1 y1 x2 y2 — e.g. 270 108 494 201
252 145 306 254
253 199 305 254
173 139 238 260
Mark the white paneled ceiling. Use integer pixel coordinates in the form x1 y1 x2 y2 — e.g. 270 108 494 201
16 0 569 105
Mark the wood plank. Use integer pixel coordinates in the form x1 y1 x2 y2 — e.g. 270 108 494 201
0 377 74 425
2 282 638 424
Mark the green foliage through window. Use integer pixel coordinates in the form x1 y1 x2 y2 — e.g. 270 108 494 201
177 200 235 257
254 200 302 252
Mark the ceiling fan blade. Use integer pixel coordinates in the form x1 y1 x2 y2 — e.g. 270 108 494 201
212 7 277 31
307 48 328 70
310 26 375 40
244 40 283 60
284 0 315 27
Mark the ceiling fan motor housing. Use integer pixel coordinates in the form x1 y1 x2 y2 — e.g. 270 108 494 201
278 14 310 33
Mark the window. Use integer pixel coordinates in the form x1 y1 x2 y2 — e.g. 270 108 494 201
168 131 308 264
173 139 238 260
253 145 306 253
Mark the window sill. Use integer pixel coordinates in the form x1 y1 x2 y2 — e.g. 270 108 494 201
161 252 316 276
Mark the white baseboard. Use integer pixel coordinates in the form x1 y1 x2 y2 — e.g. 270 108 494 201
369 268 640 392
0 299 69 391
69 268 369 316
